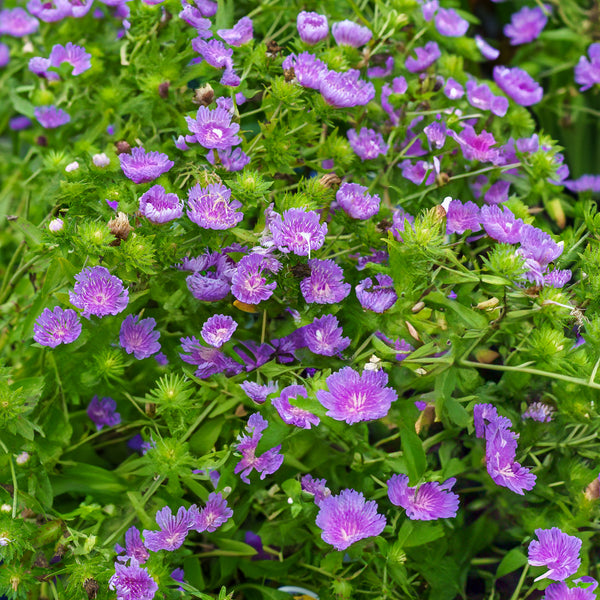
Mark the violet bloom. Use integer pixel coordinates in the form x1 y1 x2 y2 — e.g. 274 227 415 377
297 11 328 44
451 125 500 163
545 581 597 600
231 254 280 304
367 56 394 79
180 337 242 379
184 252 235 302
9 116 32 131
320 69 375 108
28 0 93 21
392 208 415 242
564 174 600 193
475 35 500 60
235 413 284 484
48 42 92 75
405 42 441 73
480 205 523 244
347 128 388 161
189 493 233 532
115 527 149 564
34 106 71 129
286 53 327 90
575 44 600 92
190 0 217 17
234 340 275 372
109 559 158 600
424 121 447 149
139 185 182 223
33 306 82 348
0 8 39 36
435 8 469 37
272 385 320 429
119 147 174 184
446 199 481 234
240 381 278 404
518 224 563 267
179 5 211 34
143 506 190 552
484 181 510 205
301 474 331 505
270 208 327 257
356 274 398 313
192 38 233 69
304 315 350 357
422 0 438 21
0 44 10 68
70 266 129 318
387 475 459 520
186 106 241 150
187 183 243 230
316 366 398 424
201 314 238 348
444 77 465 100
119 315 161 360
315 489 386 551
300 259 351 304
217 16 253 46
528 528 582 582
207 147 250 172
505 6 548 45
87 396 121 431
331 20 372 47
544 269 571 288
494 66 543 106
336 183 381 220
400 159 434 185
466 81 508 117
522 402 554 423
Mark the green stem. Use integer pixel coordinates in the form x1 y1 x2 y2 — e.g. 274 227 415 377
509 564 529 600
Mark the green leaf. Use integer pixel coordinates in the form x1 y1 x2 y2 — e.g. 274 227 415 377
8 216 43 247
400 428 426 485
403 522 445 548
496 548 527 578
211 538 258 557
424 291 488 330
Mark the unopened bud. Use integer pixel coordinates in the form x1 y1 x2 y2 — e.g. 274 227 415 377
65 161 79 173
158 81 170 99
193 83 214 106
93 153 110 168
0 505 11 513
84 578 100 600
36 135 48 147
15 452 30 465
476 297 499 310
49 218 64 233
411 301 425 313
319 173 341 188
108 212 133 241
585 476 600 501
436 172 450 187
114 140 131 155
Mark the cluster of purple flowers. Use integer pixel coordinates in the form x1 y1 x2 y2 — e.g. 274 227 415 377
474 403 536 495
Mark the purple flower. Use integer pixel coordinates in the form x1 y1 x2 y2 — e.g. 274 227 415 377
270 208 327 256
316 367 397 424
297 11 329 44
28 0 93 21
207 147 250 172
422 0 438 21
522 402 554 422
231 254 280 304
187 183 243 229
217 16 253 46
392 208 415 242
9 116 32 131
444 77 465 100
480 205 523 243
0 44 10 68
283 52 329 90
355 274 398 313
189 0 217 17
320 69 375 108
446 199 481 234
33 306 82 348
575 44 600 92
185 252 235 302
34 105 71 129
381 77 407 125
563 174 600 193
473 403 512 438
474 35 500 60
234 340 275 371
234 413 284 484
143 506 190 552
405 41 441 73
186 106 241 150
272 385 320 429
347 128 388 161
466 81 508 117
201 314 237 347
109 559 158 600
87 396 121 431
544 580 598 600
505 6 548 45
300 259 351 304
47 42 92 75
484 180 510 205
70 266 129 318
240 381 278 404
119 315 161 360
451 125 500 163
336 183 381 220
494 66 543 106
331 20 372 47
387 475 459 520
0 8 39 36
301 474 331 505
179 337 242 379
435 8 469 37
119 147 174 184
399 160 434 185
116 527 149 564
179 5 211 34
375 332 414 361
544 269 571 288
518 224 563 267
424 121 447 149
192 38 233 69
367 56 394 79
304 315 350 357
528 528 582 582
189 493 233 532
171 568 185 591
139 185 182 223
315 489 386 551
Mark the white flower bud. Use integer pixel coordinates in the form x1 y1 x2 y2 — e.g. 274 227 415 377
65 161 79 172
49 218 64 233
15 452 30 465
93 153 110 167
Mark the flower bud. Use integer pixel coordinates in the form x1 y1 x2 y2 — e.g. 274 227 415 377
15 451 30 465
193 83 215 106
158 81 170 99
92 153 110 167
115 140 131 155
108 212 133 242
49 218 64 233
65 161 79 172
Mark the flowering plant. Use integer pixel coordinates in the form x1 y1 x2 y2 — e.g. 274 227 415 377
2 0 600 599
